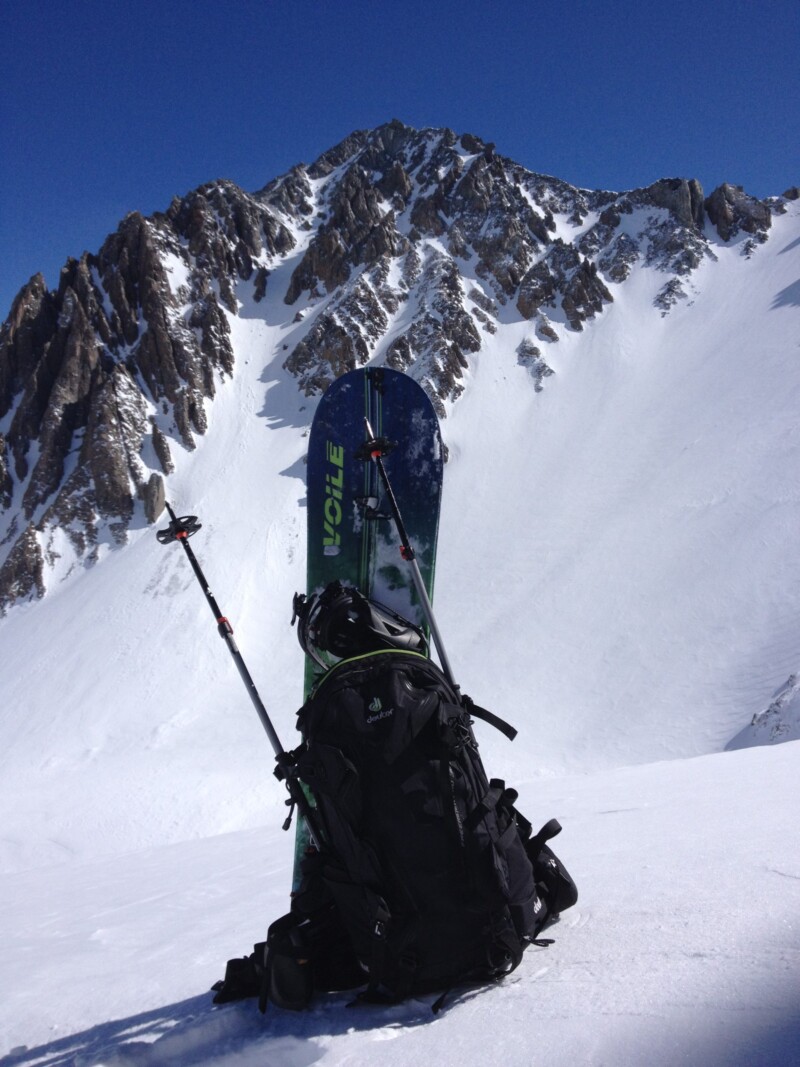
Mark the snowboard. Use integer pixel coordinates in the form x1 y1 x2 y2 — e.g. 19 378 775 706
292 366 444 889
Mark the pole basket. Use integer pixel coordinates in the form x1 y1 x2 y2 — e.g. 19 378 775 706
156 514 202 544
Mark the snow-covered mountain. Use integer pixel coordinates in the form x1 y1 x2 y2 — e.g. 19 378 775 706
1 120 793 613
1 122 799 1065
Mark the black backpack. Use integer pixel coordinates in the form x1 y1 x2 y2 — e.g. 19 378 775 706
213 649 577 1012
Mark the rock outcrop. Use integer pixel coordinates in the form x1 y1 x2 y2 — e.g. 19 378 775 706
705 182 773 247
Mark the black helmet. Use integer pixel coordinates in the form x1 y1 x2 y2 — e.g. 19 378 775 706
292 580 427 669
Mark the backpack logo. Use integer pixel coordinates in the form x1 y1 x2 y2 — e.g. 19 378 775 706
366 696 393 723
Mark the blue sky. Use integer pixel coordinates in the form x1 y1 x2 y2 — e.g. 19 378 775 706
1 0 798 318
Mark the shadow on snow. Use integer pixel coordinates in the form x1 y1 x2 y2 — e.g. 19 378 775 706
4 987 444 1067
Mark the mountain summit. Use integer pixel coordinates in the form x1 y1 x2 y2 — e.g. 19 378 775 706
0 120 795 612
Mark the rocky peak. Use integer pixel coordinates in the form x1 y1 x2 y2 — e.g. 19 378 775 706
0 274 58 418
0 177 294 612
278 126 753 395
0 122 789 613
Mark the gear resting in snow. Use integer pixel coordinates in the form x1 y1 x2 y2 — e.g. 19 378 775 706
213 583 577 1012
210 367 576 1014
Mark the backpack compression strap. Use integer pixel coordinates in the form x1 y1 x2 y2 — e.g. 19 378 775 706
461 695 518 741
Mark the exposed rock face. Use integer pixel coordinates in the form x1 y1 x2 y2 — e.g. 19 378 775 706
276 124 769 397
0 120 787 612
0 524 44 605
0 181 294 612
517 240 613 329
142 472 166 524
645 177 706 230
705 183 773 245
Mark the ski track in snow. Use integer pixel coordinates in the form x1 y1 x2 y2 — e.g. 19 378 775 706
1 201 800 1065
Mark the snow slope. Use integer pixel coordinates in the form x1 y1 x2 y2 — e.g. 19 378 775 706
2 745 799 1066
1 199 799 1063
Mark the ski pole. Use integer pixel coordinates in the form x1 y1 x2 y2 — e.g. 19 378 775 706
156 502 322 848
358 419 458 689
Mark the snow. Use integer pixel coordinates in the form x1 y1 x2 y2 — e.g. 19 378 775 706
3 748 799 1065
1 199 799 1064
162 252 192 300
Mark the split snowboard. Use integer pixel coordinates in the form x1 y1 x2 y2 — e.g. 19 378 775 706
293 366 444 888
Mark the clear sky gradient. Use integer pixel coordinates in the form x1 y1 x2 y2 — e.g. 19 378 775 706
1 0 798 319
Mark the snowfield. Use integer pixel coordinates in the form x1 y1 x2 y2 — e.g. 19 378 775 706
2 745 799 1066
1 198 799 1065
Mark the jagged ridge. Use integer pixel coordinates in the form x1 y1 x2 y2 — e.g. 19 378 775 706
0 119 794 612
